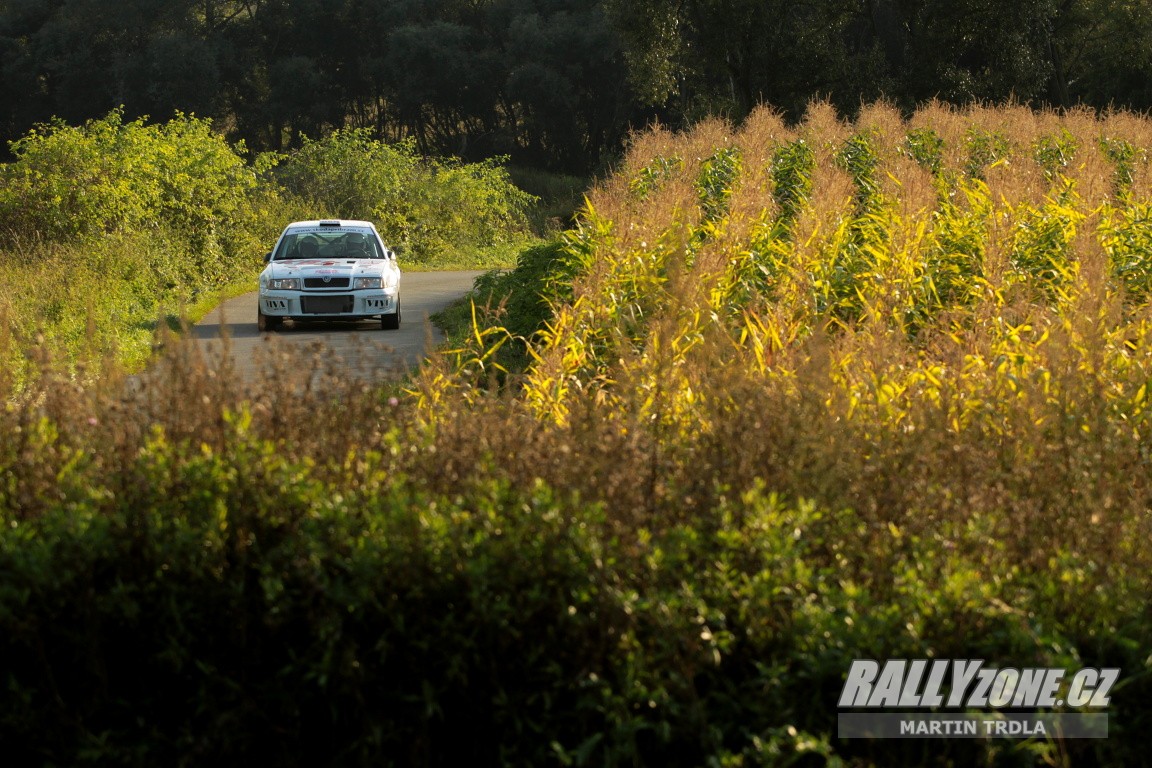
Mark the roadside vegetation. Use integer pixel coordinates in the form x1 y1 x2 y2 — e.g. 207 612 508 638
0 110 536 384
4 102 1152 765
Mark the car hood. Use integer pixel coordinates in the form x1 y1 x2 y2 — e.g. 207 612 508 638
266 258 391 278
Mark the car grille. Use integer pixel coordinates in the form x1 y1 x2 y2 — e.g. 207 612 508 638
304 277 351 288
301 295 355 314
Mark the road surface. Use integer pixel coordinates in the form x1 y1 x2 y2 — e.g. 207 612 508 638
189 270 484 382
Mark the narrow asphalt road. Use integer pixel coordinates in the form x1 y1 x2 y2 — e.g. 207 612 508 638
190 270 484 381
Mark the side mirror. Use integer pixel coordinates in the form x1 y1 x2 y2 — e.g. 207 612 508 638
263 252 273 263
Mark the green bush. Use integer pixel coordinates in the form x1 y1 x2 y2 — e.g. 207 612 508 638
274 129 536 264
1 416 1148 765
0 109 262 249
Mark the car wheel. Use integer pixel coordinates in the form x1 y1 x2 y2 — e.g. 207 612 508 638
381 299 400 330
258 307 282 332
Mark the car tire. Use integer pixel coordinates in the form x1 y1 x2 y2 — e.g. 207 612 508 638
258 307 282 332
381 299 401 330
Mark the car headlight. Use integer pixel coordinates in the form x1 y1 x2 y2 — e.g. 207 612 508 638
354 277 383 289
268 278 301 290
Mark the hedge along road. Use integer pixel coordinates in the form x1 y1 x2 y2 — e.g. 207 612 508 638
187 270 485 383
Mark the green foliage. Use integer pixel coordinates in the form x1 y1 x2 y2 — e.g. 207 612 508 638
836 132 883 213
769 139 815 228
434 242 572 375
1 381 1149 766
1101 136 1145 198
923 182 988 311
630 155 683 200
697 146 742 222
0 110 259 248
964 127 1012 179
0 444 615 764
1102 202 1152 305
10 103 1152 767
1033 129 1078 181
274 130 536 264
902 127 945 176
898 0 1058 104
605 0 891 118
0 110 292 380
506 166 590 233
1009 195 1084 302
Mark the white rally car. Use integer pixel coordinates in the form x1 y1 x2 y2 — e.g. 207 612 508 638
258 219 401 332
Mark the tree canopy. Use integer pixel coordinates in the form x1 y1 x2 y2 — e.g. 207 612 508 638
1 0 1150 171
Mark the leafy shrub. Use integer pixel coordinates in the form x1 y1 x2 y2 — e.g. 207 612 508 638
0 109 261 250
273 129 536 264
0 110 296 384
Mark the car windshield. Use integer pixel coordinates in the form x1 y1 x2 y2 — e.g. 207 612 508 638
273 228 385 260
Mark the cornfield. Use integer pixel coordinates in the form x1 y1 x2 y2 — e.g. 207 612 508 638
427 100 1152 671
449 103 1152 572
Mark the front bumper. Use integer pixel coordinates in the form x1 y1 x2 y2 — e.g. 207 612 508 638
260 290 398 319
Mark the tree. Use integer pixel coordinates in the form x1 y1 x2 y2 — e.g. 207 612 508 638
604 0 890 120
896 0 1058 104
1049 0 1152 110
3 0 1150 175
501 4 633 169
